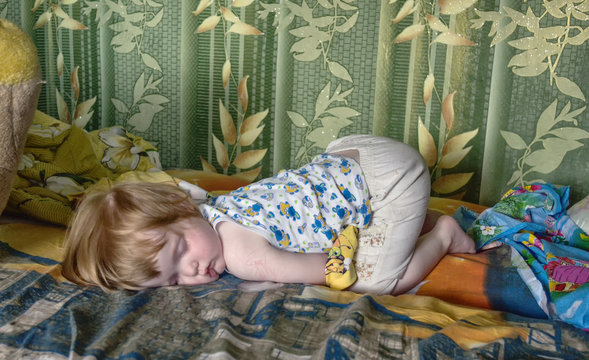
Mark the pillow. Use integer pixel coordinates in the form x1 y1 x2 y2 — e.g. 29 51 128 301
568 195 589 234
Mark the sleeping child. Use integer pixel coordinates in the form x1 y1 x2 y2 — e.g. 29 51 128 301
62 135 475 294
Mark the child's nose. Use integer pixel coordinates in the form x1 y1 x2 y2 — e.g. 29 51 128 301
198 265 207 275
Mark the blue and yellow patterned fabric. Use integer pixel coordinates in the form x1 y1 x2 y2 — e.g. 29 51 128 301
200 154 371 253
1 220 589 358
467 183 589 330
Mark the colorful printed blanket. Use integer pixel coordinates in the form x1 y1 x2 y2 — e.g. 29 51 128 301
464 184 589 330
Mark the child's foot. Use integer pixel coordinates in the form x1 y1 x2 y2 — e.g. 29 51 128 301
434 215 476 254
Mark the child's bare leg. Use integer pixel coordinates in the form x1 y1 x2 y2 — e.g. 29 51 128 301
419 209 444 236
391 215 474 295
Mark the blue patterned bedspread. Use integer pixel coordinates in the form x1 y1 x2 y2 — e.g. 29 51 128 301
2 209 589 358
1 269 589 359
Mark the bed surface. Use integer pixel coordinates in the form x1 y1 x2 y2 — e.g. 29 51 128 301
1 198 588 359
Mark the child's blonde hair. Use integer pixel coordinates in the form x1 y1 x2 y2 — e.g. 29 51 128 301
62 182 200 291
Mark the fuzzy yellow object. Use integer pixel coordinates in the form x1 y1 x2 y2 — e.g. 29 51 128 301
0 20 41 84
0 19 42 214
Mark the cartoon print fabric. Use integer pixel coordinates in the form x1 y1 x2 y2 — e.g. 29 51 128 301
200 154 372 254
325 225 359 290
465 183 589 330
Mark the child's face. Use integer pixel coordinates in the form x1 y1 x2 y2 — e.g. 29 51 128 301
141 217 225 287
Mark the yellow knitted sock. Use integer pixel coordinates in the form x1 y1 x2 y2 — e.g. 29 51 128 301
325 225 358 290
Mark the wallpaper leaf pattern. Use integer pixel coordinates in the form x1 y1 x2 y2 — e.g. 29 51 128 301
393 0 480 198
501 100 588 186
192 0 268 181
33 1 87 30
472 1 588 98
287 82 358 165
260 0 361 166
473 0 589 191
2 0 588 205
83 0 169 133
32 1 96 130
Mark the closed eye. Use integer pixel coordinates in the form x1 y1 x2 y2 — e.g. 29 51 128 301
168 236 186 285
175 237 187 260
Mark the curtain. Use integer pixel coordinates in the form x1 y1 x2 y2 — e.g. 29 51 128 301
2 0 588 206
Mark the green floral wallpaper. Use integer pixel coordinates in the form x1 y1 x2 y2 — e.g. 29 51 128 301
2 0 588 206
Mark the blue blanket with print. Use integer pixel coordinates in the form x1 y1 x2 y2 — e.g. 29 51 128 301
459 184 589 330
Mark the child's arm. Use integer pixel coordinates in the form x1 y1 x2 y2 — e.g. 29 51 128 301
217 221 327 285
